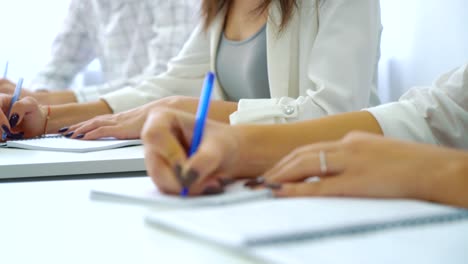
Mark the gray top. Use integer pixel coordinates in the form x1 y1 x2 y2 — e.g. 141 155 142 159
216 24 270 102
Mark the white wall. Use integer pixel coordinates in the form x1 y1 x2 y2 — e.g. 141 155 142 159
0 0 70 85
379 0 468 102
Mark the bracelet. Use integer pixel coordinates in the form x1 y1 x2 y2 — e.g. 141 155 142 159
43 105 51 136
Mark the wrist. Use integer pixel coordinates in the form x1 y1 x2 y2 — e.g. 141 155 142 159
46 100 113 133
419 150 468 207
233 125 280 178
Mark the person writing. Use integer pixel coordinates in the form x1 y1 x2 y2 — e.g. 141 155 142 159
139 64 468 207
0 0 382 139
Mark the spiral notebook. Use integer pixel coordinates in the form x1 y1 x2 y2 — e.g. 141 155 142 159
90 177 272 207
145 198 468 248
0 134 142 153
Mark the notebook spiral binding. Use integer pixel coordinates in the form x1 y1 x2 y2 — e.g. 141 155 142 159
247 210 468 246
8 134 64 141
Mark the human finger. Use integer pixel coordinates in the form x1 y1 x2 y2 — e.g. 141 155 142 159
142 110 192 171
272 176 355 198
145 150 181 195
264 150 345 184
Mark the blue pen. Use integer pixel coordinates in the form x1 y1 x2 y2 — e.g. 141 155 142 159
3 61 8 78
181 72 215 196
2 78 23 140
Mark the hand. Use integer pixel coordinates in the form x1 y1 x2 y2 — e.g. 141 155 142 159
141 109 243 195
65 95 237 139
0 79 34 97
262 132 468 207
65 104 151 140
0 94 47 139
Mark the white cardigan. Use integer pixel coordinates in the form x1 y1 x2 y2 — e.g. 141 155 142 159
102 0 382 124
367 64 468 149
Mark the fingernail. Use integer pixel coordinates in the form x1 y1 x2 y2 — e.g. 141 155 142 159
184 169 200 187
1 124 11 134
264 182 282 190
9 113 19 128
75 134 85 139
219 178 235 187
6 131 24 140
64 131 74 138
202 186 224 195
58 127 69 133
174 164 183 185
244 177 265 188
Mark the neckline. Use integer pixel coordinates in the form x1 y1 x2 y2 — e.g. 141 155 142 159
222 24 267 45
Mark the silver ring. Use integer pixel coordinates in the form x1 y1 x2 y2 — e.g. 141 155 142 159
319 150 327 174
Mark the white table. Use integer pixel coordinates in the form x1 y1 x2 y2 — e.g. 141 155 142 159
0 177 260 264
1 177 467 264
0 146 146 179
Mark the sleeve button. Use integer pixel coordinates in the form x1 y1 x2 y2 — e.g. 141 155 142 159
282 105 295 115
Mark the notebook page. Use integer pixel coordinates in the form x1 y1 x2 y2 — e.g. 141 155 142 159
252 218 468 264
4 134 142 153
145 198 466 248
90 177 272 207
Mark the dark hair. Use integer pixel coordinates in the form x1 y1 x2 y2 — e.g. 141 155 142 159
201 0 298 31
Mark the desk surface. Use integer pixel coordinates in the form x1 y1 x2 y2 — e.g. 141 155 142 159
0 146 146 179
1 177 467 264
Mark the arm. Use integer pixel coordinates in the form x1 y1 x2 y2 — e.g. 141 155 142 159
366 64 468 148
262 132 468 208
231 0 382 124
141 109 382 195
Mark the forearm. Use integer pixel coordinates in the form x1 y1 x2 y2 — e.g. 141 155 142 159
425 152 468 208
46 100 112 133
234 111 383 177
161 96 238 123
34 91 78 105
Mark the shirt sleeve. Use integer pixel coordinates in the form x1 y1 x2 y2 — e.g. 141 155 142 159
230 0 382 125
366 64 468 149
73 0 198 103
100 23 213 113
30 0 96 91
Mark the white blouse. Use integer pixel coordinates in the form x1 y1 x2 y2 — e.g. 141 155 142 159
367 64 468 149
101 0 382 124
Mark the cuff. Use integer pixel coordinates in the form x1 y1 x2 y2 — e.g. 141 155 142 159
365 101 438 145
74 85 101 103
100 87 157 113
229 98 299 125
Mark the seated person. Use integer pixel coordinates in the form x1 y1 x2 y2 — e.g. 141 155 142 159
0 0 198 105
138 63 468 207
0 0 382 139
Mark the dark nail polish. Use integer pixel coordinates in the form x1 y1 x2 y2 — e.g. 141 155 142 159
58 127 69 133
64 131 74 138
219 178 235 187
264 182 282 190
75 134 85 139
174 164 184 185
2 124 11 134
182 169 199 187
184 169 200 187
6 131 24 140
202 186 224 195
9 113 19 128
244 177 265 188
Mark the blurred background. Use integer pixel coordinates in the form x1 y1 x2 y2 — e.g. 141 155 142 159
0 0 466 103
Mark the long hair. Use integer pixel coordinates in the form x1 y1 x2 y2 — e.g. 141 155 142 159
201 0 298 31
